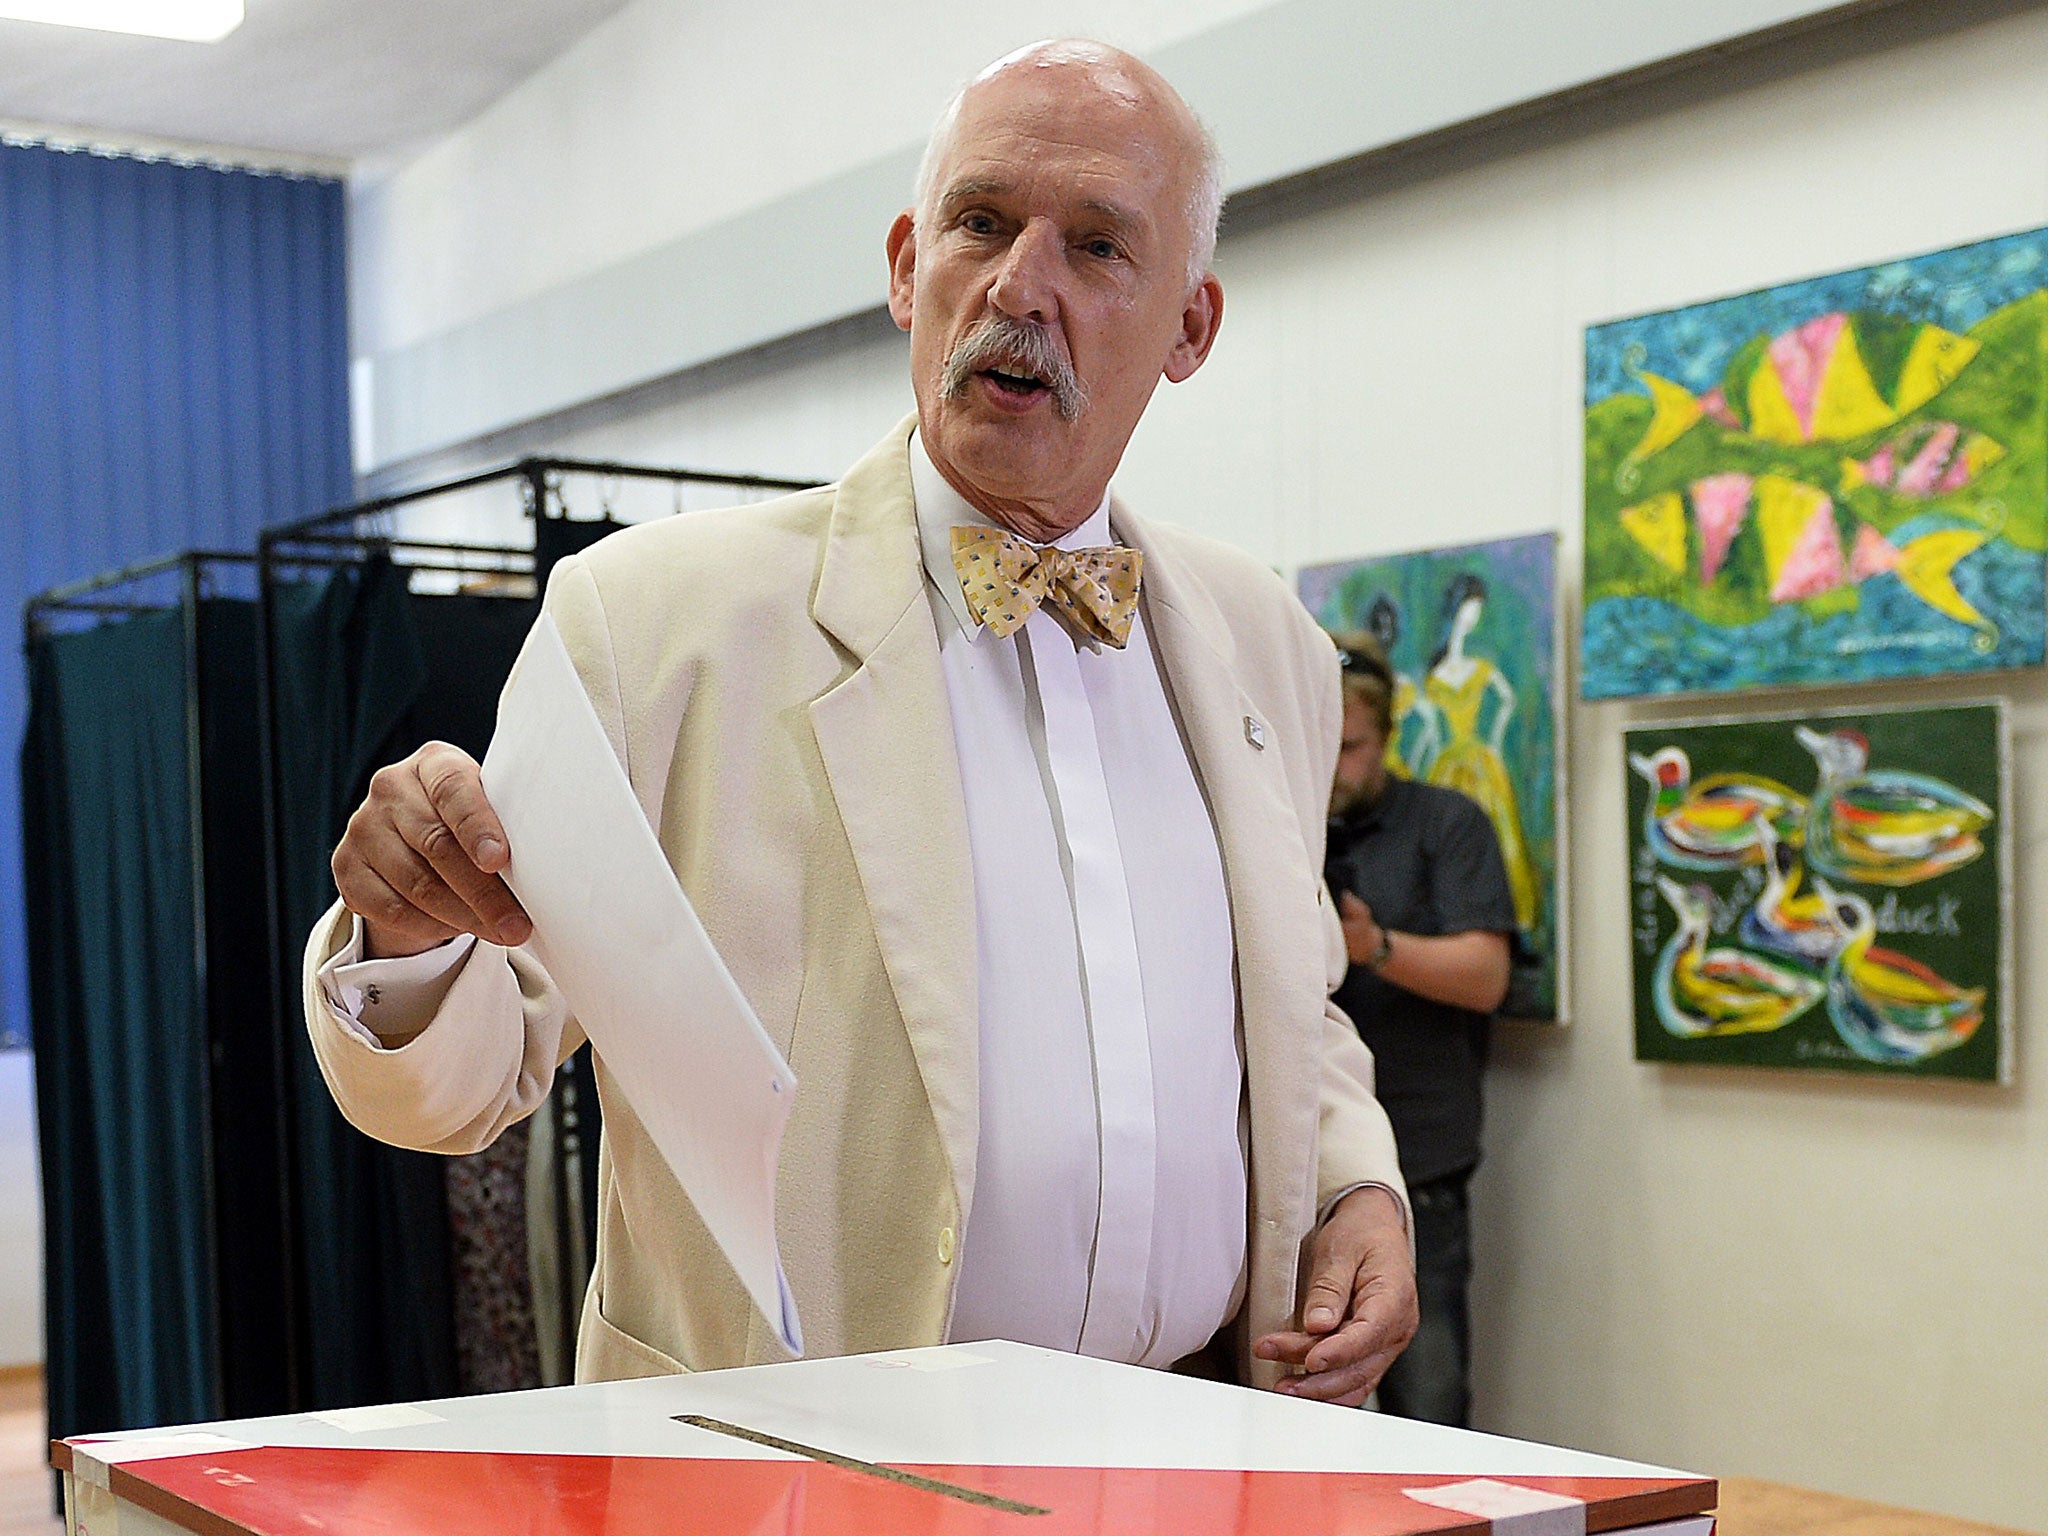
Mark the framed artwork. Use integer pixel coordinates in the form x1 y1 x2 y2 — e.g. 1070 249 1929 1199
1583 225 2048 699
1624 701 2009 1082
1300 533 1565 1021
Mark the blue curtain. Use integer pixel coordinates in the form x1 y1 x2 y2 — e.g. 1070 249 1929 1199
0 140 351 1046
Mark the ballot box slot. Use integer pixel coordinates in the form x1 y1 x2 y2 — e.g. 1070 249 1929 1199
673 1413 1051 1516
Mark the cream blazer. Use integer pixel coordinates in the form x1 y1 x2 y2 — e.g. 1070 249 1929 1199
304 417 1404 1391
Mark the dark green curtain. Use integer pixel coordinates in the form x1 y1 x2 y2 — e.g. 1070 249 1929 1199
24 610 216 1440
27 555 551 1433
195 601 292 1417
270 558 459 1409
26 595 295 1441
268 559 542 1408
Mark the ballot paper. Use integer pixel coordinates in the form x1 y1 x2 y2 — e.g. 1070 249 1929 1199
480 611 802 1356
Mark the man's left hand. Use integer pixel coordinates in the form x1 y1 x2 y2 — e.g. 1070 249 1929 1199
1252 1185 1418 1406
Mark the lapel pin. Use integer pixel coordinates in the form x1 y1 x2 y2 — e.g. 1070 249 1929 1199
1244 715 1266 750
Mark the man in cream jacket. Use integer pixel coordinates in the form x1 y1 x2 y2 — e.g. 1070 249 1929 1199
308 40 1417 1404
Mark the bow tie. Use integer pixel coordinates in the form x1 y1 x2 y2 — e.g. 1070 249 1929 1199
950 525 1144 649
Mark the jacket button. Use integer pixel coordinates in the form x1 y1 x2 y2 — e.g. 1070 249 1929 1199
938 1226 956 1265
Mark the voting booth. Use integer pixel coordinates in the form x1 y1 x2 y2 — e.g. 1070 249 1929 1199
21 457 824 1442
57 1340 1717 1536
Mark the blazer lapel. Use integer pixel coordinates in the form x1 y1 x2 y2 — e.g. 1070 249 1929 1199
808 421 982 1211
1118 507 1324 1254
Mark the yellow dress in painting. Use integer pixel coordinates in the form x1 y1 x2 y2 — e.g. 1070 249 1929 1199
1386 675 1418 779
1425 661 1539 930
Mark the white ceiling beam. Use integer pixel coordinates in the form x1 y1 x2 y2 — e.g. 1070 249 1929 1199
360 0 1913 471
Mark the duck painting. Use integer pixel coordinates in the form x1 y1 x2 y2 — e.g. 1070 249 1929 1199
1797 726 1993 886
1824 893 1984 1064
1653 876 1826 1039
1739 822 1846 966
1630 745 1808 871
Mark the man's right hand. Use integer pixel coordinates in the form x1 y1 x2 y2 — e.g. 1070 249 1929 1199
331 741 532 959
1336 889 1385 968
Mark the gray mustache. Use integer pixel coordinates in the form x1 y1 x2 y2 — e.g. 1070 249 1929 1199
941 315 1088 421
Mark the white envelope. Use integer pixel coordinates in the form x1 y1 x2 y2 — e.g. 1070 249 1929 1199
481 611 802 1355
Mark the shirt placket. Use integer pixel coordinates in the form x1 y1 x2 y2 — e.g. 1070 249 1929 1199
1021 606 1156 1360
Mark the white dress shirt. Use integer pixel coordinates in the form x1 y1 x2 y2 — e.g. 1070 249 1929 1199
909 435 1244 1369
321 436 1248 1370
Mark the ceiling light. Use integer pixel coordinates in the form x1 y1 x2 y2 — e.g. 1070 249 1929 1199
0 1 244 42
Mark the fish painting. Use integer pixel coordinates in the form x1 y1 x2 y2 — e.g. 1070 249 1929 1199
1840 420 2006 499
1585 227 2048 698
1614 471 1999 639
1625 311 1982 468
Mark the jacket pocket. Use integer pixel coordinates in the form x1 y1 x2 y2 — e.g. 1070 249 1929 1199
580 1292 690 1381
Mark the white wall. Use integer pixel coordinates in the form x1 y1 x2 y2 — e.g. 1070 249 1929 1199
347 0 1263 361
1119 19 2048 1521
348 0 1888 468
355 1 2048 1528
0 1054 41 1366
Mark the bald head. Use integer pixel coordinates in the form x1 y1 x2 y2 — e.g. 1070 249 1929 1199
914 40 1224 288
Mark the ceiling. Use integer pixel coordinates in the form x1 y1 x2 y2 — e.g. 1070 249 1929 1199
0 0 630 169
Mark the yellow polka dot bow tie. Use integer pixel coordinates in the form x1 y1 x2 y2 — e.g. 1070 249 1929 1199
950 525 1145 649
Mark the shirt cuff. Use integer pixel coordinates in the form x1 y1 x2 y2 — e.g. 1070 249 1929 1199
316 913 477 1048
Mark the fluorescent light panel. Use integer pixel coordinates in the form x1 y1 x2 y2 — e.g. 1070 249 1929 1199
0 1 244 42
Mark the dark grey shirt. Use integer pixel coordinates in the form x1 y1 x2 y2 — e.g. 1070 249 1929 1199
1326 776 1516 1184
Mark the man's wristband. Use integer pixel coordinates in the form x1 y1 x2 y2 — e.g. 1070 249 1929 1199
1365 926 1395 972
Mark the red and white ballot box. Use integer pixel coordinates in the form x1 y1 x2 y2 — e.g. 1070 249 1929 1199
56 1339 1716 1536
